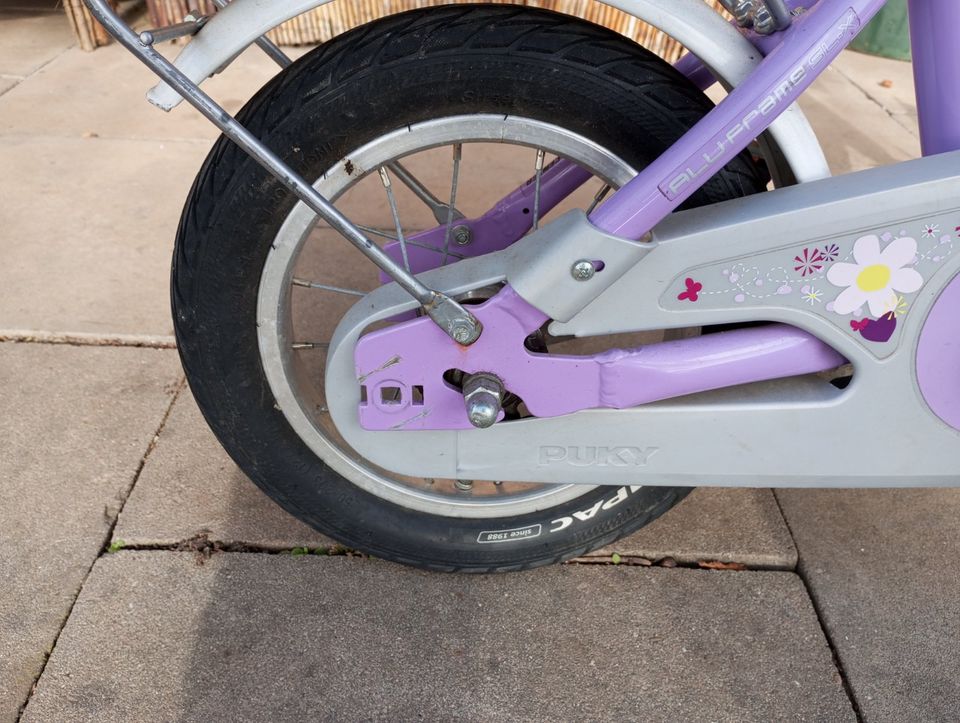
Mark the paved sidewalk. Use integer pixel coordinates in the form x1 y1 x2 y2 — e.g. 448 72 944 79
2 4 957 722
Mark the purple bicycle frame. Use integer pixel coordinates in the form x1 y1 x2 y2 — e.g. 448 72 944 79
908 0 960 156
592 0 960 239
385 0 958 262
359 0 960 431
381 0 897 268
590 0 878 238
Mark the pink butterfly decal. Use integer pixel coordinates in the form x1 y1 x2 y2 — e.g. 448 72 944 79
678 278 703 302
850 319 870 332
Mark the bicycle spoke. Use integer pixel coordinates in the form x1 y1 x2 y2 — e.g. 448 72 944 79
532 148 545 231
417 242 466 260
291 341 330 350
292 278 366 297
387 161 464 225
357 224 397 241
440 144 463 266
378 166 411 272
356 226 470 260
586 183 611 216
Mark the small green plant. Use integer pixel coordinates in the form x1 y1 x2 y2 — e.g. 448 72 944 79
290 546 311 557
107 539 126 554
611 553 622 565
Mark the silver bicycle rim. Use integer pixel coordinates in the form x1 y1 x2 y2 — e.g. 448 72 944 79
257 115 636 518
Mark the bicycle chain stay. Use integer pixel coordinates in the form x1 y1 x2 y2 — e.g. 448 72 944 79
355 210 845 431
355 284 844 430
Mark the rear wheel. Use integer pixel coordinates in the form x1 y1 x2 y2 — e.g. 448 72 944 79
172 5 767 571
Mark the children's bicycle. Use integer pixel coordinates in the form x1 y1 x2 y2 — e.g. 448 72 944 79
85 0 960 571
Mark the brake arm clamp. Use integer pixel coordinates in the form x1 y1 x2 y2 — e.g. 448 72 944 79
719 0 794 35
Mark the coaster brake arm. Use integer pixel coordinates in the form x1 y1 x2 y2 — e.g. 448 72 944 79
81 0 483 346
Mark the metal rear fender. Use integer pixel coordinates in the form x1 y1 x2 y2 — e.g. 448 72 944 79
146 0 830 186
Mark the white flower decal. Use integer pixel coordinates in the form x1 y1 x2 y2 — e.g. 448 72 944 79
827 235 923 316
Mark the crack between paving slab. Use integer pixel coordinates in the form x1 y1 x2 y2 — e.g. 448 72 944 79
1 41 74 101
0 329 176 349
773 492 865 723
0 80 20 99
832 65 919 139
106 538 365 562
100 541 789 574
571 555 790 571
15 378 186 721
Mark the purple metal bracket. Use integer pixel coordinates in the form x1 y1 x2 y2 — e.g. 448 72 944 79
380 161 591 279
356 286 845 430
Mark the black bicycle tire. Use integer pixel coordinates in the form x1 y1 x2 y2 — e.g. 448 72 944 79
171 5 767 572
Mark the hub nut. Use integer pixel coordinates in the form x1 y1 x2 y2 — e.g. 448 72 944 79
462 373 505 429
453 224 472 246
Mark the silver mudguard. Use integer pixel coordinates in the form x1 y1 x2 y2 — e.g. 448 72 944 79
145 0 830 185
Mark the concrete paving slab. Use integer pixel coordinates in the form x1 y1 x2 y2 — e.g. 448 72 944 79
798 61 920 175
0 344 181 722
0 6 73 79
832 50 918 134
589 488 796 568
0 43 307 142
116 390 795 567
23 552 853 721
0 135 207 336
114 389 332 550
0 76 16 97
777 489 960 722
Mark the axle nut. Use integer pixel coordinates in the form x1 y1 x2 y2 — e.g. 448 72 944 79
463 373 505 429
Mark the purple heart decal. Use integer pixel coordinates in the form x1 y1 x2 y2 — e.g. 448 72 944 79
860 313 897 343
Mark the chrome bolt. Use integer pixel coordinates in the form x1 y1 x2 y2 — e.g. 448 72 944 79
752 4 777 34
463 373 505 429
455 479 474 491
719 0 754 26
453 224 472 246
571 260 596 281
451 322 478 345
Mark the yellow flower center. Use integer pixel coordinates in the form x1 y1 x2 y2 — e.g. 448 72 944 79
856 264 891 292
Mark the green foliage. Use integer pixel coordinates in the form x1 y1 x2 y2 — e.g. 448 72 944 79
107 539 126 554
